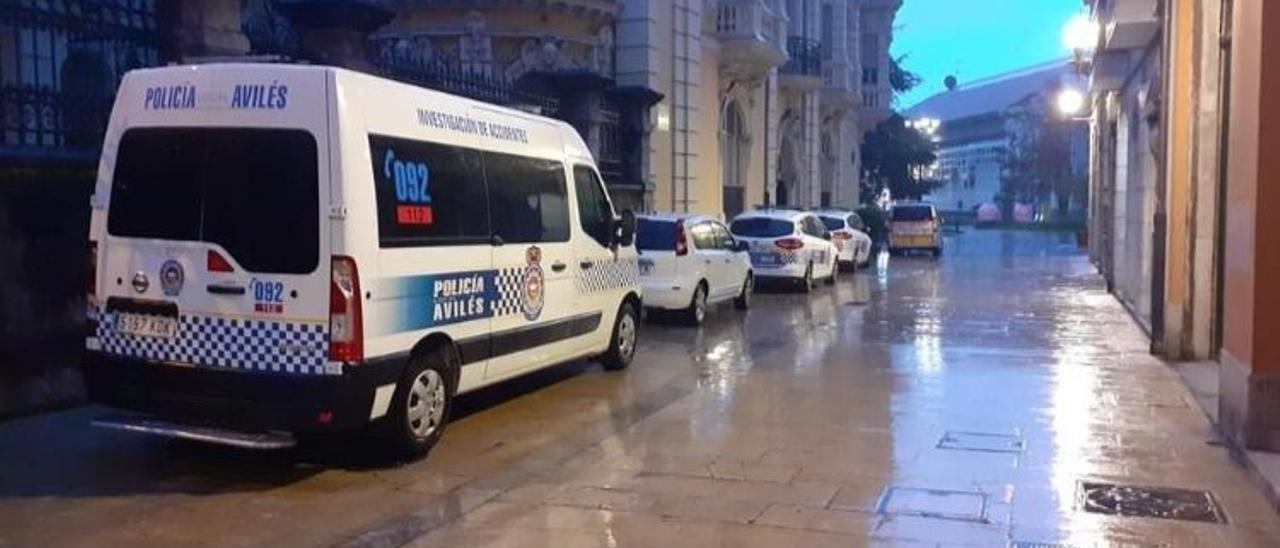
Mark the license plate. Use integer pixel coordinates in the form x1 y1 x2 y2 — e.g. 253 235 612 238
117 313 177 338
751 252 780 266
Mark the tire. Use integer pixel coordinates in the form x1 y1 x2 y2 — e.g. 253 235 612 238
382 345 457 458
684 283 708 326
825 259 838 285
932 247 943 258
733 274 753 310
600 301 639 371
799 263 814 293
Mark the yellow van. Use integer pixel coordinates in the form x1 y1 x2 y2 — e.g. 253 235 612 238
888 203 943 257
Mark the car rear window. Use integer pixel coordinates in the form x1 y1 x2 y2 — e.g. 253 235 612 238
730 217 794 238
636 218 676 251
890 205 935 222
107 127 319 274
820 216 847 231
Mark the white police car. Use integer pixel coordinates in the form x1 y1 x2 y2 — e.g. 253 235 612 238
85 64 641 456
729 209 839 291
814 209 874 269
635 214 753 325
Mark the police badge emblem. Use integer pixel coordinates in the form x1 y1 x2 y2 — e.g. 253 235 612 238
159 259 185 296
521 246 545 321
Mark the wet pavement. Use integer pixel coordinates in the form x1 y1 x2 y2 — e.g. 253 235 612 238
3 229 1279 547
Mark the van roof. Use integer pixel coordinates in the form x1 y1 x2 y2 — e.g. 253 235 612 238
118 63 590 161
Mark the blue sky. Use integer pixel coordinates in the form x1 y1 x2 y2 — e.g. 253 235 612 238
892 0 1085 110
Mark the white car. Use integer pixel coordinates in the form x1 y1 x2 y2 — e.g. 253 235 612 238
636 214 753 325
729 209 839 291
815 209 874 269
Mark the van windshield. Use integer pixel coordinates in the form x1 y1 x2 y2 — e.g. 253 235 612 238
890 205 935 222
636 219 676 251
730 217 794 238
107 127 319 274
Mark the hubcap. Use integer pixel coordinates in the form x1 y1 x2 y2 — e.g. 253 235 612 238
406 369 446 439
617 312 636 361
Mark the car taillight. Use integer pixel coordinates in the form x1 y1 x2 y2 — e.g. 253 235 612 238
674 221 688 256
207 250 234 273
329 256 363 363
86 240 98 337
775 237 804 250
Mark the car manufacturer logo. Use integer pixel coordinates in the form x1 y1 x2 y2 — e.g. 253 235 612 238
159 260 184 296
131 271 149 294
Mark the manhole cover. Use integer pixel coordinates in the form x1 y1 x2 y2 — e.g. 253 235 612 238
938 431 1025 453
876 486 987 522
1077 481 1226 523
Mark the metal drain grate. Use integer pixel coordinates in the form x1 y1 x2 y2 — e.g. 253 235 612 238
938 431 1025 453
1077 481 1227 523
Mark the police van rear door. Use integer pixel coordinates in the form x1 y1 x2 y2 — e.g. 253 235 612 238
94 66 333 375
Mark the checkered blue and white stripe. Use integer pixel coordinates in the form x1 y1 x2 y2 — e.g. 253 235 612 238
576 258 639 294
96 308 333 375
493 267 524 317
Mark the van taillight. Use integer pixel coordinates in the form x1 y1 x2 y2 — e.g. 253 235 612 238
329 256 363 363
775 238 805 250
674 221 688 256
207 250 234 273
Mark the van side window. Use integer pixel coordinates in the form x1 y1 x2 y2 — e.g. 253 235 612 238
368 135 489 247
485 152 570 244
572 165 614 247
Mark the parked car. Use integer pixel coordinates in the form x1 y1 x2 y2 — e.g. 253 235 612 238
887 202 943 257
85 63 641 457
814 209 874 269
635 214 753 325
729 209 839 291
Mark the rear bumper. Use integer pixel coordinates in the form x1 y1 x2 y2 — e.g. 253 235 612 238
84 351 405 433
753 262 808 280
888 234 941 249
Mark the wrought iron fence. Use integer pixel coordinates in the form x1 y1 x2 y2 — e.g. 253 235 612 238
0 0 159 162
371 37 558 113
781 36 821 77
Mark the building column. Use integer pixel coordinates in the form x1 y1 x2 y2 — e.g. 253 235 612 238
161 0 250 60
1219 0 1280 451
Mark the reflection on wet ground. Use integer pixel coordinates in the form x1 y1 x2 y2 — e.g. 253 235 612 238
2 229 1278 547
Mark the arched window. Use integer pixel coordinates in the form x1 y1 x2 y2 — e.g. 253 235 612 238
721 100 749 217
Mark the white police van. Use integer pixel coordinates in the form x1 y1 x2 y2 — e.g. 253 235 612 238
85 64 641 456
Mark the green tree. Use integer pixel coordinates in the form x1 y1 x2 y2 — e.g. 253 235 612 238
1001 96 1087 216
860 114 942 202
890 54 922 96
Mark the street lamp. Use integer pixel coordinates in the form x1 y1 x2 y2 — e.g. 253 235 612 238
1056 87 1086 116
1062 14 1098 53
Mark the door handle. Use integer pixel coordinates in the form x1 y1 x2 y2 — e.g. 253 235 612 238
579 259 595 270
207 284 245 296
551 261 567 273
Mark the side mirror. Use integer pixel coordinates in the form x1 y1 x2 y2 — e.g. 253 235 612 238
822 231 833 241
615 209 636 247
735 240 750 252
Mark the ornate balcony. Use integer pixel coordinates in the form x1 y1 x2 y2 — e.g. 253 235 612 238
820 60 859 112
779 36 822 91
714 0 787 78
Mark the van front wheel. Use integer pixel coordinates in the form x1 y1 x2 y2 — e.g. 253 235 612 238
600 302 639 371
383 345 456 458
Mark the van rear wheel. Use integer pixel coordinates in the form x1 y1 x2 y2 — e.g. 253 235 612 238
382 345 456 458
600 301 639 371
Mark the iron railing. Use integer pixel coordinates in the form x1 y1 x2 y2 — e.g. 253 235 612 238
0 0 160 161
370 37 558 113
781 36 821 77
